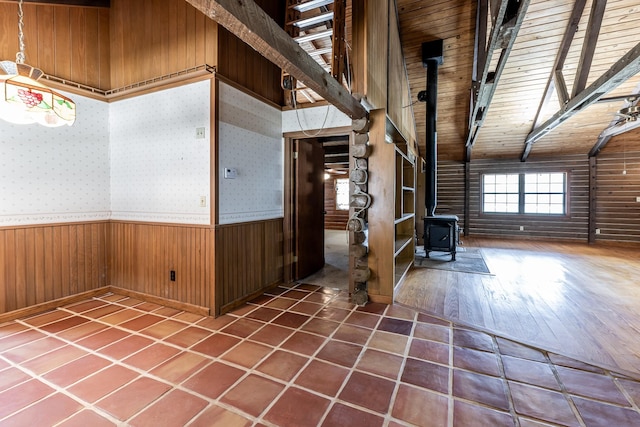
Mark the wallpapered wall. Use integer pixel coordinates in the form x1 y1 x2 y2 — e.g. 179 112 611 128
218 82 284 224
110 80 211 225
0 93 110 226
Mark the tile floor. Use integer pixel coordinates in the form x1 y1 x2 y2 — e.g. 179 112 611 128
1 284 640 426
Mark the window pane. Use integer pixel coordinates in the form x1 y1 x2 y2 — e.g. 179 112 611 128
550 182 564 193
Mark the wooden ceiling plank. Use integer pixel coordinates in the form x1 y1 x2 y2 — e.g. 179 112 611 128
522 41 640 161
183 0 366 119
571 0 608 97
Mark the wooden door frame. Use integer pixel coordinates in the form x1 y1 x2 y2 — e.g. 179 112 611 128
283 126 352 285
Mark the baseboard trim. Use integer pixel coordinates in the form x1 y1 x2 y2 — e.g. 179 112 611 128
108 287 210 317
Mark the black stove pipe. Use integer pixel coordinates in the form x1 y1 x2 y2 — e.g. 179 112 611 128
421 40 443 218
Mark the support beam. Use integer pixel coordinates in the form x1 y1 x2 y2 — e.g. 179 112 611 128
572 0 607 97
465 0 530 157
184 0 367 119
590 118 640 157
522 41 640 161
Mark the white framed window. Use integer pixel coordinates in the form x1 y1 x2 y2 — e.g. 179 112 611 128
482 172 567 215
335 178 350 210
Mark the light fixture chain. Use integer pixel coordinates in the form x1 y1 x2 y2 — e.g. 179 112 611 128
16 0 26 64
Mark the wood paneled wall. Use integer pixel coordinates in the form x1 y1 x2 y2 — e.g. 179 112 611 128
215 219 283 315
436 160 466 233
0 222 108 314
109 0 218 89
0 2 110 89
324 178 349 230
466 155 590 241
108 222 214 310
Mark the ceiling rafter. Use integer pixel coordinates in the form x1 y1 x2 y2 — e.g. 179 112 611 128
589 89 640 157
183 0 366 120
522 41 640 161
572 0 607 98
465 0 531 162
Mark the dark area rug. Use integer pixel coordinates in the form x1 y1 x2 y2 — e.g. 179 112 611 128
414 248 491 274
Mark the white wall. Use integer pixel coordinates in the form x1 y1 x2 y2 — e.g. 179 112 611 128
218 82 283 224
0 92 110 226
110 81 211 225
282 104 351 133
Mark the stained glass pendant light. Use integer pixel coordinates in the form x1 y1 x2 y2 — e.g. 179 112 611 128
0 0 76 127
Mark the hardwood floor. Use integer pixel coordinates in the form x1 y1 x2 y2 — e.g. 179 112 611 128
396 238 640 376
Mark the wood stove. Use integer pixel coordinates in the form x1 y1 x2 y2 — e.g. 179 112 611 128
424 215 459 260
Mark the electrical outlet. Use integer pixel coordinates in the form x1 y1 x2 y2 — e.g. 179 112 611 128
519 225 524 231
170 270 176 281
636 196 640 203
195 127 205 139
224 168 238 179
199 196 207 207
595 228 601 234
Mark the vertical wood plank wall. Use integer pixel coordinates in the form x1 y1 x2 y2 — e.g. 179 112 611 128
0 3 111 89
0 223 108 314
215 219 284 315
324 179 349 230
108 222 214 310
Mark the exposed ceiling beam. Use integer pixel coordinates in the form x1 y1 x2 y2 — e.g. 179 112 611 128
184 0 367 120
1 0 110 7
571 0 607 97
522 41 640 161
465 0 531 160
589 90 640 157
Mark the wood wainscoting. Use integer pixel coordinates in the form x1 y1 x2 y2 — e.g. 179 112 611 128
215 218 283 315
0 222 108 315
108 222 214 312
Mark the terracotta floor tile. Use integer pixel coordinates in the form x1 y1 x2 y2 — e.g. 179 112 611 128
22 345 87 375
548 353 604 374
321 402 385 427
139 319 186 339
314 307 351 323
3 336 66 363
115 297 143 307
221 318 265 338
271 311 311 329
149 351 210 383
289 301 323 316
196 315 236 331
280 331 327 355
300 318 341 337
356 348 404 379
555 366 629 405
57 321 108 341
265 286 290 296
57 409 116 427
509 381 581 427
294 359 349 397
249 293 274 305
189 404 252 427
356 302 388 315
174 311 206 323
99 309 142 326
344 311 381 329
378 317 414 336
220 374 285 417
68 364 139 402
123 343 181 371
183 361 246 399
43 354 112 387
164 326 212 347
453 346 501 376
392 383 449 426
453 400 515 427
135 302 162 312
153 307 182 317
409 338 449 365
384 304 417 321
95 376 172 421
368 330 409 355
119 314 164 331
502 354 560 390
453 328 495 352
0 392 82 427
245 307 283 322
496 337 547 362
100 335 154 360
191 334 241 358
221 341 272 368
228 304 258 317
333 324 374 345
339 371 396 413
296 284 323 292
255 349 309 381
76 327 129 351
63 299 108 313
401 358 450 394
130 389 208 427
39 316 90 333
22 309 71 326
82 305 125 319
282 289 310 300
99 294 127 302
266 297 298 310
0 379 54 418
0 322 28 337
303 292 334 304
413 322 450 343
248 323 294 346
0 329 47 352
417 312 450 326
264 387 331 426
453 369 509 411
316 340 363 368
0 367 33 392
573 395 640 426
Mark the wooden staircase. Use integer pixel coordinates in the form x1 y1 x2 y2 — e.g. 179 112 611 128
282 0 347 105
